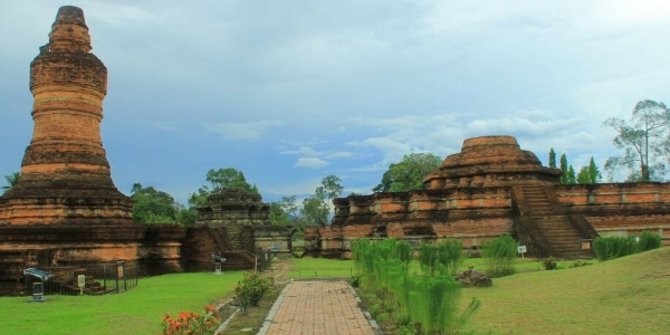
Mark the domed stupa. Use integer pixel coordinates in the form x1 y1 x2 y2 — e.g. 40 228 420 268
423 135 561 189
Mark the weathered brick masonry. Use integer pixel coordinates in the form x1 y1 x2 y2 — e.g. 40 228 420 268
306 136 670 258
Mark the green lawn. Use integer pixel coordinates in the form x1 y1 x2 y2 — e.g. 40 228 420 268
0 271 244 335
287 256 581 279
288 257 356 278
462 247 670 334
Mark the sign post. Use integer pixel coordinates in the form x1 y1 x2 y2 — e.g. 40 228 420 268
77 274 86 295
517 245 527 259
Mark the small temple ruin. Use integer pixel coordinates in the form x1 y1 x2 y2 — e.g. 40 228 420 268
305 136 670 258
1 6 669 295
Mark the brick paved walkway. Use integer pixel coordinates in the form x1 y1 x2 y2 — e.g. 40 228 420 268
259 280 376 335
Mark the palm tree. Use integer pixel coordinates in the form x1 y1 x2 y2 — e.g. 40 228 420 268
2 171 20 194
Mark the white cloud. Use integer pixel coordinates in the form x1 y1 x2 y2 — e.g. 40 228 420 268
206 120 282 141
279 140 356 170
293 157 329 169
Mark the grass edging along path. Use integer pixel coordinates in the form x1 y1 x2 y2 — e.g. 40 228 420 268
462 247 670 335
0 271 244 335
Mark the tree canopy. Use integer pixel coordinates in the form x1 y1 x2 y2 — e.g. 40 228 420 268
373 153 442 192
576 157 601 184
300 174 343 226
269 196 298 226
188 167 259 208
1 171 20 195
604 99 670 182
130 183 179 224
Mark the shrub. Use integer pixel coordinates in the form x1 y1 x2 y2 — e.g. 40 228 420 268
637 231 662 252
233 271 273 312
352 238 479 334
482 234 518 277
438 239 464 275
161 305 220 335
349 274 362 288
542 257 557 270
568 260 591 268
593 236 637 261
418 239 464 276
418 243 439 276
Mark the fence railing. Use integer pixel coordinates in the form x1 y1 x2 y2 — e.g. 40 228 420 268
25 261 139 296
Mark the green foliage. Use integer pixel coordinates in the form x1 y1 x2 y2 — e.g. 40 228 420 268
131 183 179 224
349 274 362 288
566 165 576 184
205 168 258 194
1 171 20 194
482 234 518 277
373 153 442 192
604 99 670 182
418 243 439 276
560 154 569 184
542 257 557 270
548 148 557 169
593 232 662 261
351 239 478 334
637 231 662 252
269 195 298 225
299 174 343 226
568 260 591 268
418 239 464 276
233 271 273 313
188 167 259 209
576 157 602 184
593 236 637 261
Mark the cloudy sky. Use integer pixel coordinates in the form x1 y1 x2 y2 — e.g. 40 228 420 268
1 0 669 204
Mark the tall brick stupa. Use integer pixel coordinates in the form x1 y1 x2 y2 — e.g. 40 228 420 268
0 6 133 225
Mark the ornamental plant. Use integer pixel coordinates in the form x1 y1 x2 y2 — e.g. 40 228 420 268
351 238 479 334
233 271 273 313
637 231 662 252
482 234 518 277
593 236 637 261
161 305 220 335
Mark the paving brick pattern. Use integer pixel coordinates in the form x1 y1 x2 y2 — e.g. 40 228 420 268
263 280 375 335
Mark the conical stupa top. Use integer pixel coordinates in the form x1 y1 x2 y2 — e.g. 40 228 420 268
48 6 92 53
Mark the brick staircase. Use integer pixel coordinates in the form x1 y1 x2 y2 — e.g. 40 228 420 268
205 226 256 270
515 184 593 258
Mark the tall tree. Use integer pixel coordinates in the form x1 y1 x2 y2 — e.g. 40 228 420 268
604 99 670 182
269 196 298 225
576 157 601 185
188 167 259 208
566 165 577 184
130 183 179 224
1 171 20 195
301 175 343 226
548 148 557 169
205 168 259 194
559 154 569 184
373 153 442 192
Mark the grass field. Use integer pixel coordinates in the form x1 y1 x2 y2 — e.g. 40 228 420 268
0 271 244 335
287 255 579 279
462 247 670 334
2 249 666 335
288 257 356 278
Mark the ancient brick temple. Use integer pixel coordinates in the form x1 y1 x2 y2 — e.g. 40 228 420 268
0 6 183 295
0 6 133 225
182 190 294 271
306 136 670 258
